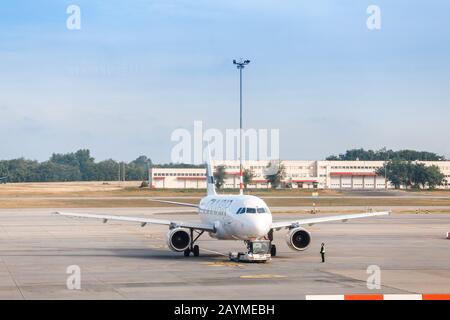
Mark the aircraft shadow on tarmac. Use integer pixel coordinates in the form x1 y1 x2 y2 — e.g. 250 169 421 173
7 246 291 261
106 248 223 260
96 248 292 261
43 247 224 261
0 247 220 260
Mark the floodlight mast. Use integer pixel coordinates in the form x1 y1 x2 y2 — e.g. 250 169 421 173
233 59 251 195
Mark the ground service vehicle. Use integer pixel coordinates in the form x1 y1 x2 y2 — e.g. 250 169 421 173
229 240 272 263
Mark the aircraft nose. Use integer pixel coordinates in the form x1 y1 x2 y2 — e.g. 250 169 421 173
247 215 271 238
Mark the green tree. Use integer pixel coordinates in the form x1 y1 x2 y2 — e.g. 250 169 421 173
265 161 286 189
425 165 445 189
96 159 120 181
0 161 8 178
0 150 152 183
377 159 408 189
50 152 79 167
378 160 445 189
327 148 444 161
411 163 428 189
126 156 152 181
243 168 255 189
75 149 96 180
214 165 226 190
5 158 39 182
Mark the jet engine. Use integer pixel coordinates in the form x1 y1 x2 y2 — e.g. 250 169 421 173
286 227 311 251
167 228 190 252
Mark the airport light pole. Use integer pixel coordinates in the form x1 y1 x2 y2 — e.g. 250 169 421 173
233 59 250 195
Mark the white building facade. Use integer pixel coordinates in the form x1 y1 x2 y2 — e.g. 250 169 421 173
150 160 450 190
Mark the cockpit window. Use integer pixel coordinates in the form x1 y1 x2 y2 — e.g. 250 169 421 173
237 207 268 214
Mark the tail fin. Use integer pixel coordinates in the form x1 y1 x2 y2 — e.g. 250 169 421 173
205 147 217 196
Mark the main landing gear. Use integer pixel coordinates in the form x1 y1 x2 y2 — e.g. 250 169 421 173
183 229 204 257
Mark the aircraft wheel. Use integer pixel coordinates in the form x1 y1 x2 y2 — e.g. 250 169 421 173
184 248 191 257
270 244 277 257
193 245 200 257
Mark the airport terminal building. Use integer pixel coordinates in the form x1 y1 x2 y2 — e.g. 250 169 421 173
150 160 450 190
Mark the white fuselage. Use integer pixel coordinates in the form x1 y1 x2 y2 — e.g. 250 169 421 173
198 194 272 240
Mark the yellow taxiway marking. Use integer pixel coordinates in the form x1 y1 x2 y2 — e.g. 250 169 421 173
202 261 244 267
240 274 287 279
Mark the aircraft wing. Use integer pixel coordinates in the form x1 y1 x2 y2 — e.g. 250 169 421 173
54 211 215 232
148 199 199 208
271 211 390 230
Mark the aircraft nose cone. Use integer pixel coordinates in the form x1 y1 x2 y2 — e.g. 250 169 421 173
247 216 271 238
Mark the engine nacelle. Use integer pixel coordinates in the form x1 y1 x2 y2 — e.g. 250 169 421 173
166 228 190 252
286 227 311 251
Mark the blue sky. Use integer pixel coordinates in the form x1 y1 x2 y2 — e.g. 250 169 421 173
1 0 449 163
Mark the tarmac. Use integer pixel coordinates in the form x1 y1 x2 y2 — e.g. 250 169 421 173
0 207 449 299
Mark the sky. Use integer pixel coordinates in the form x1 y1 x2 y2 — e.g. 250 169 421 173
1 0 449 163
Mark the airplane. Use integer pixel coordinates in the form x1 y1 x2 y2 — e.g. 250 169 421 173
55 154 390 258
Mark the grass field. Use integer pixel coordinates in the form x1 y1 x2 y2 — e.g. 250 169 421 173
1 181 450 210
0 181 345 197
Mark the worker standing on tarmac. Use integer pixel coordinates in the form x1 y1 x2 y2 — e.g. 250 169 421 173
320 243 325 263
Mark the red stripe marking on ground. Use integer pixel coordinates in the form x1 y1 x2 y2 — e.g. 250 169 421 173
422 294 450 300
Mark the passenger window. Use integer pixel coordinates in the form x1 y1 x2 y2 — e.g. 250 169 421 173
246 208 256 214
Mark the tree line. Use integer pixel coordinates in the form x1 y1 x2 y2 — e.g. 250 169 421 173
1 148 447 189
0 150 152 183
326 148 447 189
326 148 445 161
377 160 445 189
